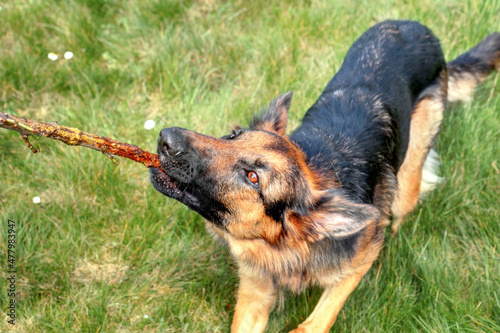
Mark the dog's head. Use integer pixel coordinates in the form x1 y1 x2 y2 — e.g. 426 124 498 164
150 92 379 244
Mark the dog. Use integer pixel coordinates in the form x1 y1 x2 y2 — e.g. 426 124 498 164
150 20 499 332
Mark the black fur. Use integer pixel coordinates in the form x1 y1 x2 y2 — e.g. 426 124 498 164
290 20 446 205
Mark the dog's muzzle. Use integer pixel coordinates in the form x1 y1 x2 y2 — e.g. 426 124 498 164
157 127 199 183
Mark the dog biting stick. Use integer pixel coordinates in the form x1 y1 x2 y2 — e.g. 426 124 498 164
0 112 160 169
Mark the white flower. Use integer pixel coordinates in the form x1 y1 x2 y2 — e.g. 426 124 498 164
144 119 156 130
33 196 41 204
144 315 149 319
64 51 74 60
48 53 58 61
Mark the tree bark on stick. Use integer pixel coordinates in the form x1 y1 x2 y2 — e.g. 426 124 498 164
0 112 160 169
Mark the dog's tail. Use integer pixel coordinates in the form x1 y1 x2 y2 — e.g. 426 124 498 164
446 33 500 102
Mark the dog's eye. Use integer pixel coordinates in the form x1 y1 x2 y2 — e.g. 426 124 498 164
228 131 237 139
247 171 259 184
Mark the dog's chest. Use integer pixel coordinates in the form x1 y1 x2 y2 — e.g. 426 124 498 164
205 222 351 292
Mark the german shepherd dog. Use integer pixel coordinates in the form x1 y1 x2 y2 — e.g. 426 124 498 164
150 21 499 332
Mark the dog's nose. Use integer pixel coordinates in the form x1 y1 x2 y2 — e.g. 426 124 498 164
158 127 189 157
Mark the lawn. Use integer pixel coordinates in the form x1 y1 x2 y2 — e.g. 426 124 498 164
0 0 499 332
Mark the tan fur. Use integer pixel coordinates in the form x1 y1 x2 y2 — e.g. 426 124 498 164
208 223 312 292
447 74 479 102
290 223 383 333
231 268 277 333
289 268 370 333
210 217 385 333
391 71 446 234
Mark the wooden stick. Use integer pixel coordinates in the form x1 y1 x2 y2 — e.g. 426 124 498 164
0 112 160 169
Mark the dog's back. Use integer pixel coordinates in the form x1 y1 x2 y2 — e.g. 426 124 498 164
291 21 445 205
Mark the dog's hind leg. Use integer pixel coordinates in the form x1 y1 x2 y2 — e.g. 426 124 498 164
391 33 500 235
231 266 277 333
391 71 447 235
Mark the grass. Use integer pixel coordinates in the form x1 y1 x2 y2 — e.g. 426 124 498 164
0 0 499 332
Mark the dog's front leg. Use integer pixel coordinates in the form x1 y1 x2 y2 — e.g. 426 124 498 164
290 267 370 333
231 268 277 333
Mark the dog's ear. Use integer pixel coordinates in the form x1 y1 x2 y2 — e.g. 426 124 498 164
250 91 293 136
314 197 381 238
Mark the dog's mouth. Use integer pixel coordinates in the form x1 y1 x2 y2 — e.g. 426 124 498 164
149 167 200 208
149 166 229 227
